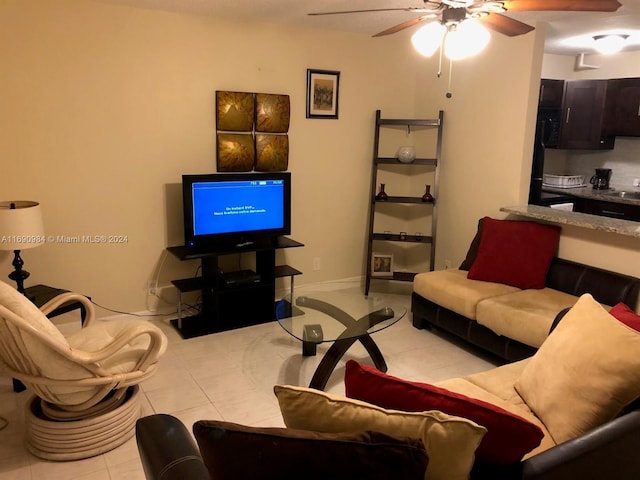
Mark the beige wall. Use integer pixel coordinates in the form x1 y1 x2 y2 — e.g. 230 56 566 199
0 0 421 313
542 51 640 80
414 24 545 273
0 1 637 316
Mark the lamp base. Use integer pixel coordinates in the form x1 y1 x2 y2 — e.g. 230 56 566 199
8 249 30 294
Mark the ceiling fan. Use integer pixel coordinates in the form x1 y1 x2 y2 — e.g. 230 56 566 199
309 0 622 39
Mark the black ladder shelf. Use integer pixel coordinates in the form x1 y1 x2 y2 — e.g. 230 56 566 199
364 109 444 296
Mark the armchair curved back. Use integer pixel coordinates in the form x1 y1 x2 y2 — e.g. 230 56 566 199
0 281 166 410
0 281 83 389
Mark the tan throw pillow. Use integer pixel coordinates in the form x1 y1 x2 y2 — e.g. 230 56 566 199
515 293 640 444
274 385 486 480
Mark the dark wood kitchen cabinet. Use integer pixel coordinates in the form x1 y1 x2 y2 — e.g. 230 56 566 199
573 198 640 222
539 79 564 108
559 80 615 150
606 78 640 137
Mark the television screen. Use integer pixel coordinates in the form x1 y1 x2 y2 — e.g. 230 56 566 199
183 172 291 250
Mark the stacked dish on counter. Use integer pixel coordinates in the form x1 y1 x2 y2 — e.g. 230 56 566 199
542 174 586 189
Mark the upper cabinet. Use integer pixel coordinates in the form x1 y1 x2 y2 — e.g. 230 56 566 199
539 79 564 108
539 77 640 150
605 78 640 137
558 80 615 150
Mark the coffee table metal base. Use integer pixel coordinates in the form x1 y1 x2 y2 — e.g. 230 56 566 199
297 296 394 390
305 334 387 390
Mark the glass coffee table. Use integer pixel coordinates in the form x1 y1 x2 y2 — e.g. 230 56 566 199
275 291 406 390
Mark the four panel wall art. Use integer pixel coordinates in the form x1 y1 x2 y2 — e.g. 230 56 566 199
216 91 290 172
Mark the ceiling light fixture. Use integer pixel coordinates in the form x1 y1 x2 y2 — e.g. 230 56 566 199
445 20 491 60
411 22 446 57
592 34 629 54
412 19 490 60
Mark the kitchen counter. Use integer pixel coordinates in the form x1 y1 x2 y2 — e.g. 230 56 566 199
500 205 640 238
542 185 640 207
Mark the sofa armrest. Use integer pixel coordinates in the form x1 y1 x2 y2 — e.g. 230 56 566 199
521 410 640 480
136 414 210 480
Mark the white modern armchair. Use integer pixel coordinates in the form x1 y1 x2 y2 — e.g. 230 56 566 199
0 280 167 460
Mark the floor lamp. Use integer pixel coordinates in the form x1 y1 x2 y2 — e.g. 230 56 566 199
0 201 45 294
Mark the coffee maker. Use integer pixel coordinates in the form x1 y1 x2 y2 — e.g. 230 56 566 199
590 168 612 190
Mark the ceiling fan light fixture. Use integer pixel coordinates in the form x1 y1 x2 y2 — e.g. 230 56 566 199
442 0 474 7
412 21 447 57
444 19 490 60
592 34 629 54
468 1 506 14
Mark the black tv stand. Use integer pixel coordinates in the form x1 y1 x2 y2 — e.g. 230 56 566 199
167 236 303 339
234 241 254 248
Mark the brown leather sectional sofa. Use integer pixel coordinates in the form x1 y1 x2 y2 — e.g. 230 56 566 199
412 257 640 362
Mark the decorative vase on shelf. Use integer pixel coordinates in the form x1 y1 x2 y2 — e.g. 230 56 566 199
397 146 416 164
375 183 388 201
421 184 434 203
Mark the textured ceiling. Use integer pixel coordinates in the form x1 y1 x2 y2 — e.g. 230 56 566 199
89 0 640 55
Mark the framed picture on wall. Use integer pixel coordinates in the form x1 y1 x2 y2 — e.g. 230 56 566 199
371 252 394 277
306 69 340 119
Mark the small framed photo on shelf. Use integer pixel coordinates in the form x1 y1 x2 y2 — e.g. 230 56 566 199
371 252 394 277
306 69 340 119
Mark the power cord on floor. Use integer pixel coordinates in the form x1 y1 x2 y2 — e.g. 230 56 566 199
90 299 177 318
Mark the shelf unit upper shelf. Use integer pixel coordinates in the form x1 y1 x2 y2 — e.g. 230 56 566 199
378 118 441 127
376 158 438 166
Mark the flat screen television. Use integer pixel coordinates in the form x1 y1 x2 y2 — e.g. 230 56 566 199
182 172 291 250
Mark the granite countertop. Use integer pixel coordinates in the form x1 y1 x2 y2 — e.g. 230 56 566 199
500 205 640 238
542 185 640 206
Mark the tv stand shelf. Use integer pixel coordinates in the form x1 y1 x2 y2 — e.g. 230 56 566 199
167 236 303 339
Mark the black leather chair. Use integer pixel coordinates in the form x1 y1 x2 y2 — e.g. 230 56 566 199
136 408 640 480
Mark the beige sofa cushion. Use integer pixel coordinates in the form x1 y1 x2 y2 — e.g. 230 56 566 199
515 294 640 444
274 384 487 480
455 360 530 405
476 288 579 348
413 269 520 320
436 372 555 459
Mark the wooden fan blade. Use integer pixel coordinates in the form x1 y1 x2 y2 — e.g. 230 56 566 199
503 0 621 12
373 15 435 37
309 8 432 16
480 13 535 37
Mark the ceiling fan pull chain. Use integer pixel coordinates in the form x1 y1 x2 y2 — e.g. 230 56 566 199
437 43 444 77
446 58 454 99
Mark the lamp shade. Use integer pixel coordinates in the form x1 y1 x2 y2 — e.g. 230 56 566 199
445 20 490 60
412 21 447 57
0 201 45 250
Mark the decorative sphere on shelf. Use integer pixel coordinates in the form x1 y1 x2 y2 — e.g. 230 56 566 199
397 146 416 164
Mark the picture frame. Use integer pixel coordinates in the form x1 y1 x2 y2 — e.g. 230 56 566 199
371 252 394 277
306 69 340 119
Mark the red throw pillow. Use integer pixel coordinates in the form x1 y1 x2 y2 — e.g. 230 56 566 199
344 360 544 465
467 217 561 289
610 303 640 331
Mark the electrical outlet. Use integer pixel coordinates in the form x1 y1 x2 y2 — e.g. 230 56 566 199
633 178 640 187
147 280 157 296
313 257 321 271
444 259 452 269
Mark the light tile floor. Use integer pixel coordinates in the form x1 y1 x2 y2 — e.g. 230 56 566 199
0 282 498 479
